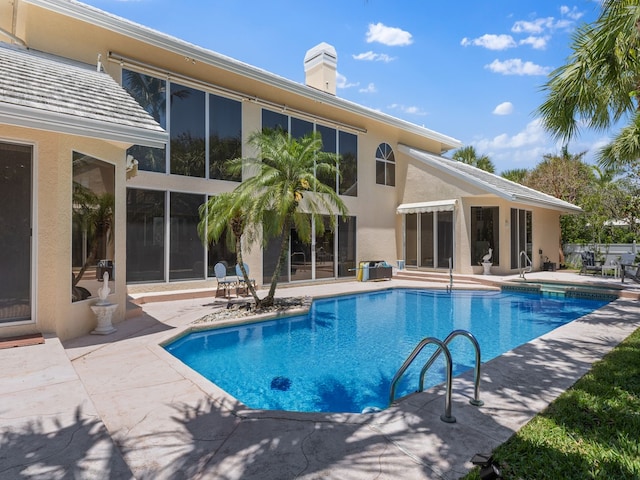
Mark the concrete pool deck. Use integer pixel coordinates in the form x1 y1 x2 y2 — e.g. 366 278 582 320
2 271 640 479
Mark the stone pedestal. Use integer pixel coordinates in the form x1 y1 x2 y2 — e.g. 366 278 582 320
482 262 492 275
91 303 118 335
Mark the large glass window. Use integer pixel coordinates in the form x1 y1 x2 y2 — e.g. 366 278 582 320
126 188 165 283
339 131 358 196
0 142 32 321
262 109 288 133
375 143 395 186
209 94 242 181
262 214 357 283
406 214 418 267
471 207 499 266
262 109 358 196
169 193 205 280
437 211 454 268
170 83 205 177
72 152 115 301
317 124 337 191
290 221 313 282
404 211 453 269
511 208 532 269
338 216 356 278
315 216 335 280
420 212 434 267
122 69 167 173
291 117 313 139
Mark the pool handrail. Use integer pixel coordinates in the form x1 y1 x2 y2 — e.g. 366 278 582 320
418 329 484 407
519 250 533 278
389 336 456 423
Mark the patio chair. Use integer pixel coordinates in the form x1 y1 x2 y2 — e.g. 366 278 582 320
618 253 640 284
580 251 601 275
236 263 257 295
214 262 238 298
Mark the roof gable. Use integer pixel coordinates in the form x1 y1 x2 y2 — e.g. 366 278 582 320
0 42 167 147
399 144 582 213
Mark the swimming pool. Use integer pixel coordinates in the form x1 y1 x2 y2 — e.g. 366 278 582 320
164 289 611 413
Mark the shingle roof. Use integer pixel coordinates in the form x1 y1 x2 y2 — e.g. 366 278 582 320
399 144 583 213
0 42 167 147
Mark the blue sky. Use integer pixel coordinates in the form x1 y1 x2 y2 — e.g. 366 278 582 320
81 0 605 173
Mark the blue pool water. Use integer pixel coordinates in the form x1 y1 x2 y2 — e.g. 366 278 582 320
165 289 611 413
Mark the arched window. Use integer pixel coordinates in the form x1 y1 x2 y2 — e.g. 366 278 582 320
375 142 395 186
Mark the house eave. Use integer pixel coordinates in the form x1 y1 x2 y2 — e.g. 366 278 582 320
0 103 168 148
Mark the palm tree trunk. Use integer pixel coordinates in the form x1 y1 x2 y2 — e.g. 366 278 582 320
235 236 261 306
262 217 293 308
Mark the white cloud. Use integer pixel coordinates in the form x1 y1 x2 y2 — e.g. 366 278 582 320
471 119 554 170
359 83 377 93
460 34 516 50
560 5 584 21
493 102 514 115
387 103 427 116
366 22 413 46
352 51 395 62
336 72 359 89
511 17 556 34
475 119 546 151
511 13 578 35
485 58 552 76
519 35 550 50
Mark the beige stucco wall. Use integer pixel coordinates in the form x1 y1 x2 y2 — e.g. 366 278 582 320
0 125 129 341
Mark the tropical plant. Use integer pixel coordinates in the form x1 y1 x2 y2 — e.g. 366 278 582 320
524 147 591 204
451 146 495 173
198 130 348 308
537 0 640 168
501 168 529 184
72 182 114 288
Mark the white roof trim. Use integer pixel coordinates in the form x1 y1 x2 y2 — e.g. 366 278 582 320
24 0 462 151
397 199 457 214
0 103 167 148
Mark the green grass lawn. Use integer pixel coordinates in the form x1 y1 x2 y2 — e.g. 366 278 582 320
463 327 640 479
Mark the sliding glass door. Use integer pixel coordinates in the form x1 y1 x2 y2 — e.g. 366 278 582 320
404 211 454 269
0 142 32 323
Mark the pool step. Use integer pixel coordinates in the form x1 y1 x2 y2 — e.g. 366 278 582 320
395 270 497 287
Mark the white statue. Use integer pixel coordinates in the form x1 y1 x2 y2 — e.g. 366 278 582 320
97 271 111 305
482 248 493 263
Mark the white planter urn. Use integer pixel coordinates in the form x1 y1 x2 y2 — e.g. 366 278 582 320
482 262 492 275
90 271 117 335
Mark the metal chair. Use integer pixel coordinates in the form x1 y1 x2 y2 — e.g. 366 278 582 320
214 262 238 298
235 263 256 295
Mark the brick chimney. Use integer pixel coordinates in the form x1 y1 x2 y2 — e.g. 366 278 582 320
304 42 337 95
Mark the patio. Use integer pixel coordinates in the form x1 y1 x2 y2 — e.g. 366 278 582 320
2 272 640 479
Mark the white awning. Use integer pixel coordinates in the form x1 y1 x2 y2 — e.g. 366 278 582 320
396 199 457 214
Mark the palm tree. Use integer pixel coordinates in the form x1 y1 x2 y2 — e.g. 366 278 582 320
537 0 640 168
501 168 529 184
199 130 348 308
451 146 496 173
197 192 261 305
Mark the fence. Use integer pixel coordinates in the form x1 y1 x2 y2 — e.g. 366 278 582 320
564 242 638 267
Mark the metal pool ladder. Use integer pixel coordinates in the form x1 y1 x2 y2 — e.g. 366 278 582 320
519 250 533 279
388 329 483 423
